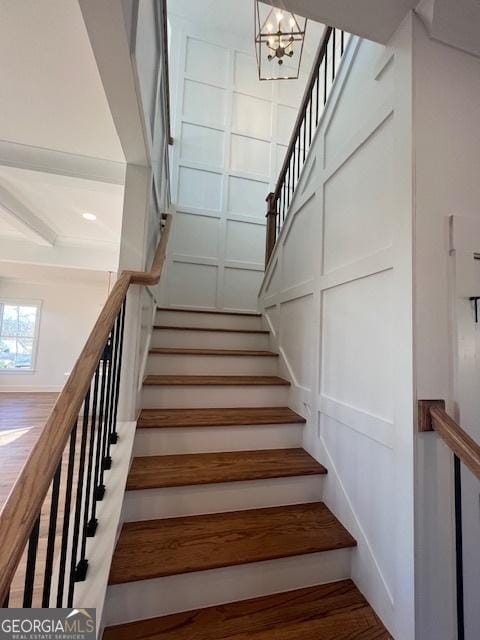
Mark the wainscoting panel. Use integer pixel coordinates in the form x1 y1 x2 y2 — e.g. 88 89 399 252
165 14 314 311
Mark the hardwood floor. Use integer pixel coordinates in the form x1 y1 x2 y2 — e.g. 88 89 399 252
137 407 306 429
0 392 58 511
0 392 95 608
103 580 392 639
143 375 290 386
109 503 356 585
126 449 327 490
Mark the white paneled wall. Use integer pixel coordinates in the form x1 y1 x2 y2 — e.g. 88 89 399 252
163 14 316 312
258 26 414 640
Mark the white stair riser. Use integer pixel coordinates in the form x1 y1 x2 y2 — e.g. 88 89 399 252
151 329 269 350
124 475 324 521
104 549 352 625
157 310 263 331
146 354 278 376
141 385 289 409
133 423 304 456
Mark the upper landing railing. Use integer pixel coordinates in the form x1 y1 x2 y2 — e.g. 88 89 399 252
265 26 349 266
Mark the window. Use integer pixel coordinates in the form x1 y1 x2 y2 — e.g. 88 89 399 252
0 301 41 372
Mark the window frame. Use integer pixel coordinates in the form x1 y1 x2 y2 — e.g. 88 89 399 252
0 298 42 374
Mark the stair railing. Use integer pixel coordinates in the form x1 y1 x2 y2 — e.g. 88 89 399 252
265 26 348 267
418 400 480 640
0 214 172 608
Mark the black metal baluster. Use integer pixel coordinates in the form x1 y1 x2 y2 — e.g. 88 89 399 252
332 29 336 81
110 300 126 444
91 348 108 515
341 30 345 55
454 454 465 640
85 369 100 539
56 422 77 607
107 313 121 455
23 515 41 607
42 464 61 606
100 330 115 476
315 74 320 125
308 89 313 147
296 132 301 180
324 45 328 105
303 117 306 164
287 164 291 209
68 392 91 601
292 136 296 191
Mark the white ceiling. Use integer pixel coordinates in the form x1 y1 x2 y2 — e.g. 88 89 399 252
0 167 124 246
0 0 126 275
0 0 124 162
0 261 112 288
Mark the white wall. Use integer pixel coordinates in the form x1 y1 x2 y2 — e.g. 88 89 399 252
412 14 480 639
258 23 414 639
0 268 109 391
162 9 322 312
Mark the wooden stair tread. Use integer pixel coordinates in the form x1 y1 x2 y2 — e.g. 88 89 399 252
143 375 290 386
137 407 306 429
126 448 327 490
109 503 356 584
157 307 261 318
149 348 278 357
153 325 269 334
103 580 391 639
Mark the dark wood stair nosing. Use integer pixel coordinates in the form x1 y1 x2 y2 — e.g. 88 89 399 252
142 375 290 387
157 307 261 318
103 580 391 640
149 347 278 357
108 503 357 585
126 448 327 491
153 325 269 334
136 407 307 429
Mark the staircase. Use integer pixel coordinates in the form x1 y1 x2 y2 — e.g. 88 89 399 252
103 308 390 638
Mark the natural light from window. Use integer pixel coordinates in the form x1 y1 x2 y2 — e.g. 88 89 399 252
0 301 40 371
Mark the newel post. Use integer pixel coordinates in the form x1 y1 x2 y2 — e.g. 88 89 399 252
265 192 277 268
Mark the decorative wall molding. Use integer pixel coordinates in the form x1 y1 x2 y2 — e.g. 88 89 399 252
164 15 311 311
320 433 395 610
319 395 394 449
320 247 394 289
258 33 415 638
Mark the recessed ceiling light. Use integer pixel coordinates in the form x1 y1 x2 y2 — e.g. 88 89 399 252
82 213 97 221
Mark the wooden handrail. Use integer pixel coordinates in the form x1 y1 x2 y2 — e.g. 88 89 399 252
0 214 172 604
418 399 480 480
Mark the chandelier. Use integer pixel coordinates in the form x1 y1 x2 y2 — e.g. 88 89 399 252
254 1 307 81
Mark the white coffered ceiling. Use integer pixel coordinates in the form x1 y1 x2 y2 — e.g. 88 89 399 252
0 0 125 274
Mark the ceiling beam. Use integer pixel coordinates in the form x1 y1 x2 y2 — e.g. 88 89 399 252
0 183 57 246
0 140 125 185
0 237 118 272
